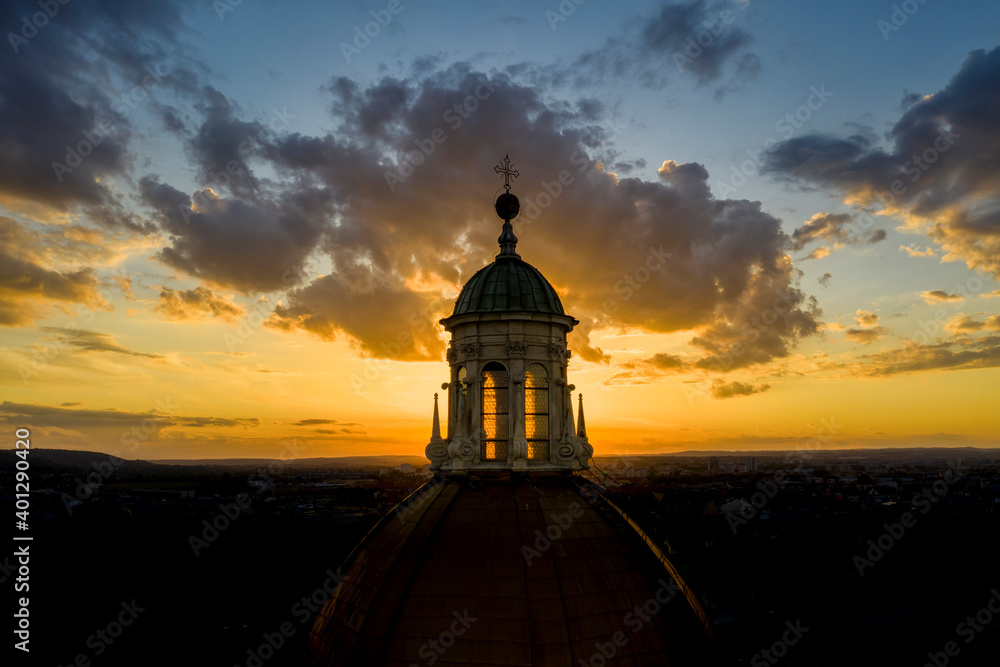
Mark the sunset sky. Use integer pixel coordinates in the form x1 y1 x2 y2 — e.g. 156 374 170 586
2 0 999 459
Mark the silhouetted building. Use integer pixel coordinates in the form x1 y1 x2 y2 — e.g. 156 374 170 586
307 157 715 665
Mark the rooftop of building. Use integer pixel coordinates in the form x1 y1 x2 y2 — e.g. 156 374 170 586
307 472 715 666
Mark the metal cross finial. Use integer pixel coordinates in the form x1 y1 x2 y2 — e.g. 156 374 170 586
494 154 519 192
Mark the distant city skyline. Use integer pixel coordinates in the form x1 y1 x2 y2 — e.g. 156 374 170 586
2 0 999 458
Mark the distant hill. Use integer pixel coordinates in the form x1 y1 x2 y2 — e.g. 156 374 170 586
3 447 996 477
651 447 1000 458
151 455 428 468
0 448 428 474
0 448 174 475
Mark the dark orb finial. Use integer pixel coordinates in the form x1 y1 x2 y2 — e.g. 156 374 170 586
495 192 520 221
493 154 521 258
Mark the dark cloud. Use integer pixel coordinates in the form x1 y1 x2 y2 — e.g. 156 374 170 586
845 327 885 345
0 0 204 231
0 400 175 432
790 213 853 251
267 274 447 361
251 67 819 367
602 352 691 385
181 417 260 428
140 178 329 292
568 318 611 364
76 53 817 367
766 47 1000 277
494 15 525 26
818 272 833 287
316 427 366 435
714 52 762 100
900 90 922 111
292 418 362 427
711 379 770 399
0 400 259 433
921 290 964 304
186 87 269 198
868 229 887 244
639 0 753 84
567 0 755 90
789 212 886 252
39 328 163 359
0 217 108 326
857 335 1000 375
648 352 688 370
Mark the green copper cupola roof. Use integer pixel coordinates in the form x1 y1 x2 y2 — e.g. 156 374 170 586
450 155 566 316
452 258 565 315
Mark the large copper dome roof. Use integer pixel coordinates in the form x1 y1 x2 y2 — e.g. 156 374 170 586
307 473 714 666
451 258 565 317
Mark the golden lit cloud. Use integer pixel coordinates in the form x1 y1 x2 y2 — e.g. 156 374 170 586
154 285 245 323
945 313 1000 335
899 243 937 258
803 246 831 260
921 290 964 304
854 309 879 327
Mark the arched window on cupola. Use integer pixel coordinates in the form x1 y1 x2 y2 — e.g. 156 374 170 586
525 363 549 460
481 362 509 461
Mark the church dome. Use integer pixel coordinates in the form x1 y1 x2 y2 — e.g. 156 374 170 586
307 473 715 666
452 257 565 316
